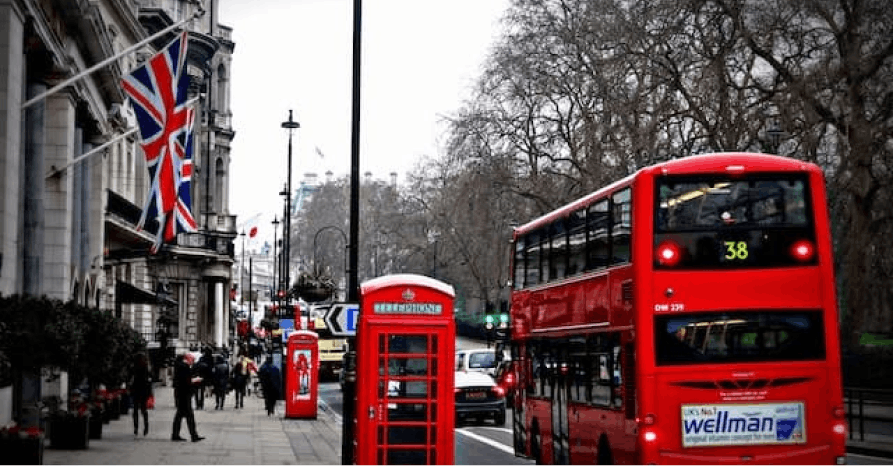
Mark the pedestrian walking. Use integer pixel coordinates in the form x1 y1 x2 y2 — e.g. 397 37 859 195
171 353 204 442
129 353 152 436
194 348 213 410
232 347 257 409
257 356 281 416
213 354 229 410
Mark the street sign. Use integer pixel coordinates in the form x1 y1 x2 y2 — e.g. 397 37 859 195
325 303 359 336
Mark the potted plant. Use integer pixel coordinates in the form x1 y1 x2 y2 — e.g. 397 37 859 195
0 423 44 464
48 399 90 450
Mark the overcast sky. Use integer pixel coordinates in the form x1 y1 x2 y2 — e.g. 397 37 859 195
218 0 510 246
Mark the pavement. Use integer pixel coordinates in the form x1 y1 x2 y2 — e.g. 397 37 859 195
43 384 342 465
845 400 893 459
39 383 893 464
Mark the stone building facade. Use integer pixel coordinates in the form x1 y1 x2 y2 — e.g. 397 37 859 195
0 0 238 422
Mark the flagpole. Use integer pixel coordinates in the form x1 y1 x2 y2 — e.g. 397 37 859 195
45 128 138 179
21 8 205 110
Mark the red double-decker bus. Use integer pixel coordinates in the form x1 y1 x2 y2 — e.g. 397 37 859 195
508 152 846 464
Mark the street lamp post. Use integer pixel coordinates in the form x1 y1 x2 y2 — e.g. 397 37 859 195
239 230 246 308
272 216 280 311
281 110 300 309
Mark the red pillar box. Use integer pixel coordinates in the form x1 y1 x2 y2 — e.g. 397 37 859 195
355 274 455 465
285 330 319 419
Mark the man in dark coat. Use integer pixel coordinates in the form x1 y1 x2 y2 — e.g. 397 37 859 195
129 353 153 436
212 354 229 410
194 348 213 410
257 356 281 416
171 353 204 442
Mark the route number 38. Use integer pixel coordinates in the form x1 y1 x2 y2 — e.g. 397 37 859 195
724 241 749 260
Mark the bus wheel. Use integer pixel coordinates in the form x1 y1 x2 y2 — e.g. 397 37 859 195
597 435 614 465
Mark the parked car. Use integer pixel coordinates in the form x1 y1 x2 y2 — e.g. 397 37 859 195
493 359 519 408
454 348 506 376
454 370 506 426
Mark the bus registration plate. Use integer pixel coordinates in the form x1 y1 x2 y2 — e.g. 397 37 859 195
681 402 806 447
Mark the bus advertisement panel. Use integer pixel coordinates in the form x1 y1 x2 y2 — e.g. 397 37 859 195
508 153 846 465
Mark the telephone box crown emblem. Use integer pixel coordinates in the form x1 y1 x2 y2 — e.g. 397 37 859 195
402 288 415 301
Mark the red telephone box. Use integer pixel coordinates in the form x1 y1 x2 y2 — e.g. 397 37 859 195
285 330 318 419
355 274 455 465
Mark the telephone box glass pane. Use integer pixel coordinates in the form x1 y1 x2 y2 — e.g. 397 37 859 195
387 402 429 421
386 357 428 376
388 449 426 465
388 335 428 354
388 426 427 445
386 380 428 399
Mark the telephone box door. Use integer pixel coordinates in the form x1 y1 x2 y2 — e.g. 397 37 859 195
355 274 455 465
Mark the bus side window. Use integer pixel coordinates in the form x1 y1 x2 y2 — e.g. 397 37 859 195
525 231 541 287
539 228 551 283
587 200 610 270
612 344 623 409
612 189 632 264
567 209 587 276
513 238 526 290
550 219 568 281
591 352 611 407
569 339 588 403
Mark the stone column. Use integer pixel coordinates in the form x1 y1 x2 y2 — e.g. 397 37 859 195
216 281 225 348
43 92 75 300
0 2 24 296
22 82 46 297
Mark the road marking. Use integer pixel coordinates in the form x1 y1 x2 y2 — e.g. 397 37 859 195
477 426 514 434
455 429 516 455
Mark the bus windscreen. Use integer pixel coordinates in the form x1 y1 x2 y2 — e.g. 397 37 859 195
655 311 826 365
654 175 816 268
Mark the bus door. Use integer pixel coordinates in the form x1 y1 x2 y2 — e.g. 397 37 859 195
355 274 455 465
550 350 571 464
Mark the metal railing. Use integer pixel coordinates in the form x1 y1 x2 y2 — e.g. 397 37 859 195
845 387 893 442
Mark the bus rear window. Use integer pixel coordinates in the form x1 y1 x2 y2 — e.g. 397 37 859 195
654 175 816 269
655 311 825 365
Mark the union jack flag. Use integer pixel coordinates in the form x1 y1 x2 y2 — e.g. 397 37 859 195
121 31 197 253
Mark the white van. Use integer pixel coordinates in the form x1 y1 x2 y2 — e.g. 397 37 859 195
454 348 508 376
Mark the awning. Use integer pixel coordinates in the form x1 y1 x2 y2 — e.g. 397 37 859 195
115 281 178 306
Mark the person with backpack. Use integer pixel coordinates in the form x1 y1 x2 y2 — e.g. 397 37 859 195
231 351 255 409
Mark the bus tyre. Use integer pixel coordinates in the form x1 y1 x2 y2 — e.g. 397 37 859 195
495 409 506 426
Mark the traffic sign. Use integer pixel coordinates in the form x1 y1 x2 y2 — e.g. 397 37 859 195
324 303 359 336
